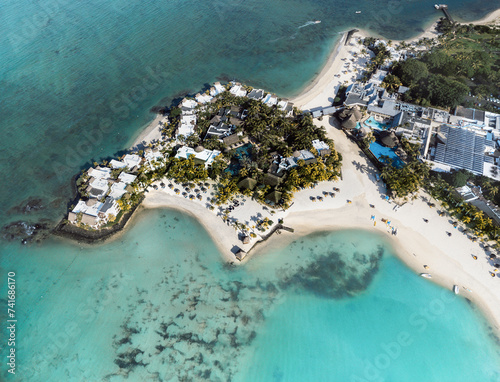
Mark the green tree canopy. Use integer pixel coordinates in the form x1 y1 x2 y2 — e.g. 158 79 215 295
394 59 429 85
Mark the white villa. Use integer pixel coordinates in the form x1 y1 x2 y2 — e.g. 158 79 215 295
175 146 221 167
229 83 247 97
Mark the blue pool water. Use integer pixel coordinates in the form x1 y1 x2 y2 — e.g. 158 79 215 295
357 116 392 130
370 141 404 168
365 116 392 130
226 143 253 175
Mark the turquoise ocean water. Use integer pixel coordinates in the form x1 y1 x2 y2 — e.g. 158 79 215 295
2 0 500 380
2 210 499 380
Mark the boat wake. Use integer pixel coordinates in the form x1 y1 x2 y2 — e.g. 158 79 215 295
269 20 320 43
298 20 321 29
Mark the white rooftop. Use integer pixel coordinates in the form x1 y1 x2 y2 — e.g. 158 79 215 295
181 98 198 109
263 94 278 106
72 199 103 217
88 167 111 179
229 84 247 97
312 139 330 151
110 159 127 169
144 149 164 169
109 182 128 200
118 172 136 184
195 93 213 104
175 146 221 167
89 177 109 192
210 82 226 96
277 100 288 110
123 154 141 168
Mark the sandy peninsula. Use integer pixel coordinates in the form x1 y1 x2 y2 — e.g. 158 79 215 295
136 9 500 336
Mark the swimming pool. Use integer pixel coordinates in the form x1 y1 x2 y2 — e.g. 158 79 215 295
369 141 404 168
225 143 253 175
363 116 392 130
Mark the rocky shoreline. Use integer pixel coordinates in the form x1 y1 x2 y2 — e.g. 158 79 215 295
52 196 144 244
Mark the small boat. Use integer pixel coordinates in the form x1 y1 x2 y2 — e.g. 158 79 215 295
453 285 459 294
314 20 321 24
420 273 432 279
355 11 361 14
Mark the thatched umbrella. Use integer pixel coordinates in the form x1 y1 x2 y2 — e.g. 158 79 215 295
351 106 362 121
265 191 282 205
237 177 257 191
359 126 371 137
292 150 301 158
379 131 398 148
341 114 358 130
195 145 204 153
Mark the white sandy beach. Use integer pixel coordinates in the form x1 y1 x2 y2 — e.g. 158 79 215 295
290 21 442 110
465 8 500 25
141 113 500 336
130 113 164 149
135 9 500 335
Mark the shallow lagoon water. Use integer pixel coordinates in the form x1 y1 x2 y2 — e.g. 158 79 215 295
2 209 499 381
2 0 500 380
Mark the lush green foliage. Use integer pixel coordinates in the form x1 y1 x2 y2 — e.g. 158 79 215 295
393 21 500 109
428 174 500 242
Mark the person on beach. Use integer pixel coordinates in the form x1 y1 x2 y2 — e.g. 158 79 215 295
423 218 429 223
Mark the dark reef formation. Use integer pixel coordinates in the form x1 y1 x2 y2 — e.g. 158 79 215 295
278 245 384 299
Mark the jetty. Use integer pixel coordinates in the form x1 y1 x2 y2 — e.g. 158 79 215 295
434 4 454 23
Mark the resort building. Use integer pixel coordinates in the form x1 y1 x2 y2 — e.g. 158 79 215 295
111 154 142 171
108 182 129 200
262 94 278 107
276 149 317 175
247 89 265 100
122 154 142 170
110 159 127 169
427 124 497 176
118 172 137 184
312 140 331 156
205 122 232 139
175 146 221 167
144 148 164 170
209 82 225 97
277 100 294 117
68 195 120 228
368 69 388 86
229 83 247 97
195 92 212 104
180 98 198 112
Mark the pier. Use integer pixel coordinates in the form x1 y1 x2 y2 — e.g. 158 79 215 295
435 4 454 23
